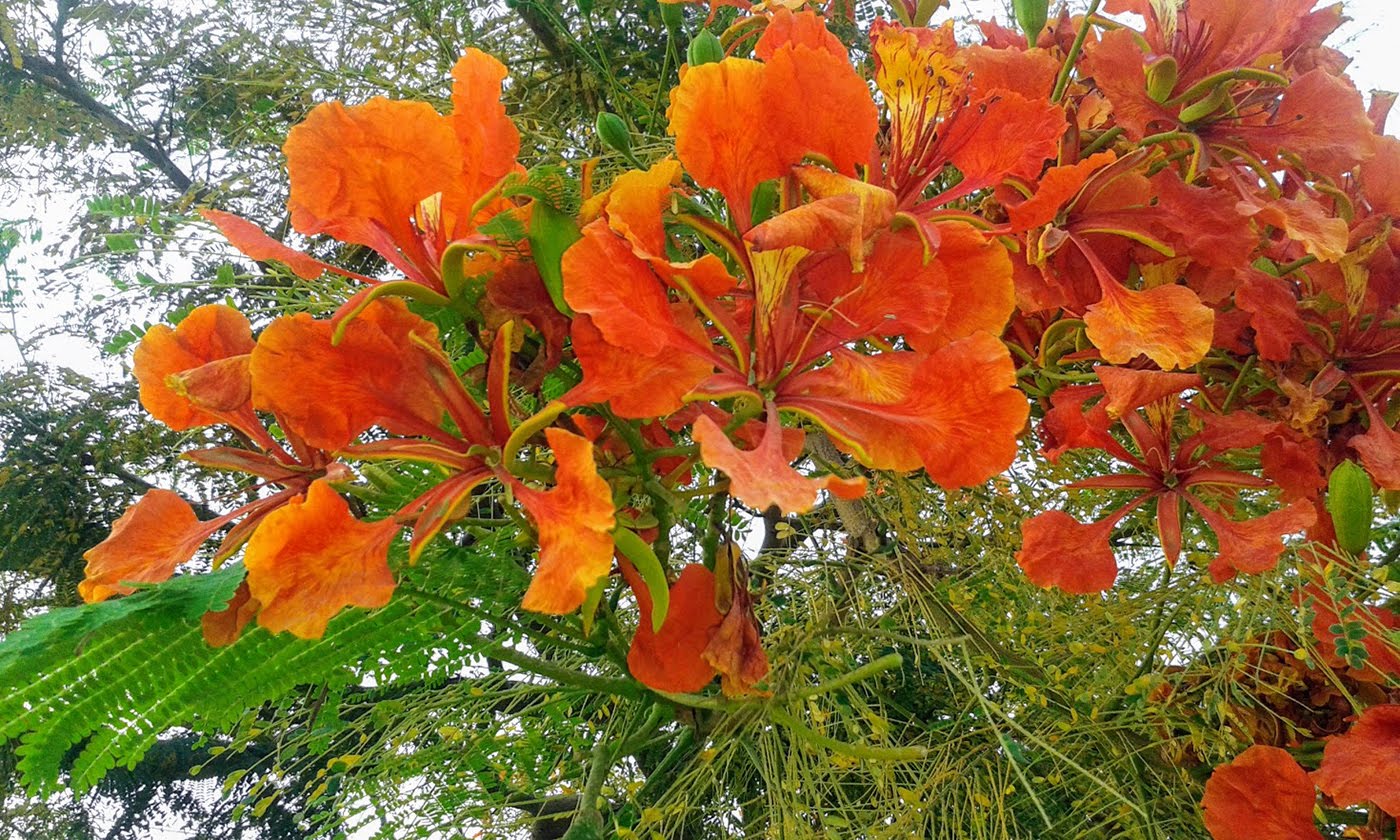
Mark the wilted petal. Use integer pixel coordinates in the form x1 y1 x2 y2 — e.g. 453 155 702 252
694 402 866 515
704 592 771 697
1084 281 1214 370
244 481 398 639
516 429 617 614
1311 704 1400 816
781 333 1027 487
80 489 216 603
1016 510 1119 594
622 561 722 694
133 304 256 431
1200 746 1323 840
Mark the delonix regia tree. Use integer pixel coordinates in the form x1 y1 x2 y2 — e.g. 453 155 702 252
2 0 1399 837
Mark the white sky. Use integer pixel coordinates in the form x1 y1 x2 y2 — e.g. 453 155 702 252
1 0 1397 380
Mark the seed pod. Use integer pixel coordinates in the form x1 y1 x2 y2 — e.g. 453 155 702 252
1328 460 1373 554
1013 0 1049 47
594 111 632 157
687 29 724 67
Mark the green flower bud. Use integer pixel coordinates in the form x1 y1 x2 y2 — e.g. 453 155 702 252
1013 0 1049 47
595 111 633 157
687 29 724 67
1328 460 1373 554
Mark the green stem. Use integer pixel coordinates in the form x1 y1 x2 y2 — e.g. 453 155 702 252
1051 0 1103 103
769 707 927 762
791 653 903 699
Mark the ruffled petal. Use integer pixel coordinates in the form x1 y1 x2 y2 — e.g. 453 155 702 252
244 481 399 639
133 304 256 431
80 490 215 603
1311 704 1400 816
1084 281 1215 370
1200 746 1323 840
516 429 617 614
622 561 722 694
1016 510 1119 594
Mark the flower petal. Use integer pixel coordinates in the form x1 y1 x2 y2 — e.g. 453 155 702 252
516 429 617 614
80 489 216 603
780 334 1027 487
200 209 329 280
1016 510 1119 594
284 98 461 284
449 49 521 214
694 402 866 515
1200 746 1323 840
1084 281 1215 370
201 580 259 648
1311 704 1400 816
250 299 455 451
244 480 399 639
133 304 255 431
621 561 722 694
1193 501 1316 582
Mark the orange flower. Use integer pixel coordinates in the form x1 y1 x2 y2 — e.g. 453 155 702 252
1200 745 1323 840
133 304 257 433
515 429 617 614
244 480 399 639
80 489 220 603
668 34 877 230
1311 704 1400 816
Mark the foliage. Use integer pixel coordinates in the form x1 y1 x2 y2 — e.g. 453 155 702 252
2 0 1400 838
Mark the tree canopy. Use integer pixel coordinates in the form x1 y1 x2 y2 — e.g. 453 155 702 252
1 0 1398 838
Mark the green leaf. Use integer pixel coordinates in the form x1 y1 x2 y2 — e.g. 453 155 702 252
526 200 581 316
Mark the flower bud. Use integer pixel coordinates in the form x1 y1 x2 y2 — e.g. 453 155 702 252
687 29 724 67
595 111 632 157
1328 460 1373 554
1013 0 1048 47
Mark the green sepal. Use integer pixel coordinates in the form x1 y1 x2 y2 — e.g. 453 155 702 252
1012 0 1048 47
526 200 581 316
686 29 724 66
613 527 670 632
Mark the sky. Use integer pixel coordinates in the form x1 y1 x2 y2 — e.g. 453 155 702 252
1 0 1398 381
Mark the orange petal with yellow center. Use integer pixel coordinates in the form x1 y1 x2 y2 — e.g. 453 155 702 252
284 98 461 284
1311 704 1400 816
250 299 451 452
780 334 1027 487
244 480 398 639
1201 746 1323 840
1083 282 1214 370
1016 511 1119 594
80 489 217 603
872 21 964 134
694 403 866 515
133 304 256 431
621 560 722 694
516 429 617 614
